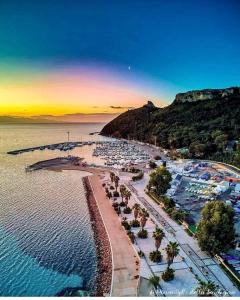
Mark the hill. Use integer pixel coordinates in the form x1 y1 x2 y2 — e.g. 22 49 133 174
101 88 240 164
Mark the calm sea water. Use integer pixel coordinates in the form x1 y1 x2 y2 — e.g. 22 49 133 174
0 123 107 296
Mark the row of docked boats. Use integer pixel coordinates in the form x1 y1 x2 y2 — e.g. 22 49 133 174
92 141 150 166
40 141 95 151
8 141 95 155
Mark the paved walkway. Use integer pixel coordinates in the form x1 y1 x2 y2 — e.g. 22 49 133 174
88 174 139 296
128 177 240 297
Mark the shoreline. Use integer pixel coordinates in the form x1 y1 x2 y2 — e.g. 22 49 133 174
82 176 112 296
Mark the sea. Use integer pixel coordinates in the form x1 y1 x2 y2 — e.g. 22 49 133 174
0 123 109 296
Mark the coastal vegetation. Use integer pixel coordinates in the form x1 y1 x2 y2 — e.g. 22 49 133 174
147 166 172 197
132 203 140 220
114 175 120 191
165 241 179 267
148 275 160 291
153 227 165 250
131 219 140 227
121 217 131 231
149 250 162 262
137 229 148 239
155 241 180 281
137 208 149 238
101 91 240 168
195 279 218 297
127 230 135 244
138 250 145 257
149 160 157 169
197 201 235 254
162 267 175 282
123 207 132 214
132 171 144 181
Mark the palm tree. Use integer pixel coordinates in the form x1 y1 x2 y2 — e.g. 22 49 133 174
195 279 218 297
165 241 179 267
139 208 149 231
148 275 160 291
132 203 140 220
110 172 115 183
124 190 131 208
152 227 165 251
120 185 126 204
114 175 120 191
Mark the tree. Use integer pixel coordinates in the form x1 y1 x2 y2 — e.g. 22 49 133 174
124 190 132 208
211 129 222 140
214 134 228 152
110 172 115 183
189 141 206 158
195 279 218 297
120 185 126 205
149 250 162 262
139 208 149 231
197 201 235 254
114 175 120 191
106 191 112 199
148 166 172 197
148 275 160 290
149 161 157 169
152 227 165 251
234 149 240 167
165 242 179 267
132 203 140 220
162 267 175 281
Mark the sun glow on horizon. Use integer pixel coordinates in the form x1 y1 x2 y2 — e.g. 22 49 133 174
0 62 173 120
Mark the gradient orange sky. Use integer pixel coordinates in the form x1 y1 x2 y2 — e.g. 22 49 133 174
0 62 176 122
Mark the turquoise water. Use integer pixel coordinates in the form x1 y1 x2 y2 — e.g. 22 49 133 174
0 123 107 296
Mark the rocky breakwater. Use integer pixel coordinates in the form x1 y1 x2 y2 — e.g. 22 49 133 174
83 177 112 296
174 86 240 103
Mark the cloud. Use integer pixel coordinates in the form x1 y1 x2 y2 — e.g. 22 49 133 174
0 112 120 124
109 106 134 110
0 116 55 124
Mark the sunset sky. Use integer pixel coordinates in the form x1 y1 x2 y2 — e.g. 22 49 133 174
0 0 239 122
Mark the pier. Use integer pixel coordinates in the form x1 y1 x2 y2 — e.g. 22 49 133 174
26 156 83 171
7 141 95 155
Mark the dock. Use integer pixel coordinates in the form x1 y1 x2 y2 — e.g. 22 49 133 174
7 141 95 155
26 156 83 171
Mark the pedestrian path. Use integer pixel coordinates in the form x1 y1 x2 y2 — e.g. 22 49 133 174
88 174 140 296
128 179 240 296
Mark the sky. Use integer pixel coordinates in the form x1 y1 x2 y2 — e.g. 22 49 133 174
0 0 239 122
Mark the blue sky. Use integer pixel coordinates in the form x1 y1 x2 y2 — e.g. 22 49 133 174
0 0 239 115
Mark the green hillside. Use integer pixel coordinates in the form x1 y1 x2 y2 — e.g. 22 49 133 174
101 91 240 166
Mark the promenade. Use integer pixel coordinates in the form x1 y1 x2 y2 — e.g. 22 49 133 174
127 175 240 297
88 174 140 297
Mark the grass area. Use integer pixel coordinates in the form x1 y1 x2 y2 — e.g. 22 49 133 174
189 224 197 233
184 228 194 236
145 191 162 205
219 263 240 291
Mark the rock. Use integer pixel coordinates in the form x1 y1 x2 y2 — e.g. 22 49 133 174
174 87 240 103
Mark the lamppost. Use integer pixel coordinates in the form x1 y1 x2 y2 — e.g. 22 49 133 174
67 131 70 157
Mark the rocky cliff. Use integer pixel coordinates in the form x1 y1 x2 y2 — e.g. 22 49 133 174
174 87 240 103
101 86 240 156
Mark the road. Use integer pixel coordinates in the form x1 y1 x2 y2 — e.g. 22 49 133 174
126 177 240 296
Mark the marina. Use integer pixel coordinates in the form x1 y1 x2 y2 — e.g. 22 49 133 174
93 141 150 167
2 123 240 296
7 139 152 169
7 141 95 155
